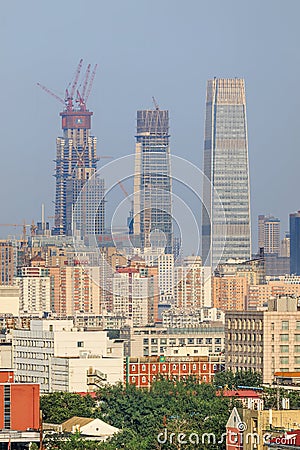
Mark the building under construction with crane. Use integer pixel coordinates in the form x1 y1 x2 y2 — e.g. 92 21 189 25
133 101 173 253
38 59 105 237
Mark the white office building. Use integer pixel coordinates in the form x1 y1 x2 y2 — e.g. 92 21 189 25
12 319 123 393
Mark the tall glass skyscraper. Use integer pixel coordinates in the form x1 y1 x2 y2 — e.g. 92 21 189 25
133 107 173 253
202 78 251 266
290 211 300 275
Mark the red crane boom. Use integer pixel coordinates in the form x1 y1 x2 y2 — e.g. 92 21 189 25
37 83 65 106
70 58 83 101
85 64 98 103
81 63 91 100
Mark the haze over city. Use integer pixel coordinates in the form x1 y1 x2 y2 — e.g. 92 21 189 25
1 0 299 249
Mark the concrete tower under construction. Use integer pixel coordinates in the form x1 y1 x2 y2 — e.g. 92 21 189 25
133 103 173 253
39 60 105 237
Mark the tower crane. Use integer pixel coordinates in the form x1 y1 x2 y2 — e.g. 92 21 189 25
85 64 98 104
36 83 65 106
0 222 37 240
37 59 98 112
152 96 160 110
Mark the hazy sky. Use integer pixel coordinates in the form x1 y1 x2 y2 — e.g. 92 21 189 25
0 0 299 249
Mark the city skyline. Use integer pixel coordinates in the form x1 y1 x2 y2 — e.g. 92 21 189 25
0 1 299 250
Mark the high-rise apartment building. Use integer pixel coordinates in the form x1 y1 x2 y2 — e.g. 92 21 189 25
133 106 172 253
0 241 14 285
258 215 280 254
290 211 300 275
202 78 251 267
212 275 248 311
280 232 290 258
112 265 159 327
174 256 204 309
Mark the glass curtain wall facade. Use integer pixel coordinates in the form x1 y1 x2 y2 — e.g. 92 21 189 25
290 211 300 275
133 108 173 253
202 78 251 266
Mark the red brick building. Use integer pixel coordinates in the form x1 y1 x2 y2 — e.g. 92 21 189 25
124 356 221 388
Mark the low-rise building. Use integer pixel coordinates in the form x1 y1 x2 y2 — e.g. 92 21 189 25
162 307 224 328
12 319 124 392
61 416 120 441
125 354 222 388
226 407 300 450
225 296 300 384
121 323 224 358
0 369 40 449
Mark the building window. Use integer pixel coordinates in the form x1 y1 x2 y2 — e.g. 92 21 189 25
4 385 10 429
271 323 275 330
271 357 275 368
282 321 289 330
280 357 289 364
295 335 300 342
280 345 289 353
295 357 300 365
296 321 300 330
77 341 84 347
280 334 289 342
295 346 300 353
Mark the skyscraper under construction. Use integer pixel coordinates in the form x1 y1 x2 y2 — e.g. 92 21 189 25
133 103 173 253
38 60 105 237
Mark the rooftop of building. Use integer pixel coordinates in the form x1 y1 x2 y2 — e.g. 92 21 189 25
217 389 261 398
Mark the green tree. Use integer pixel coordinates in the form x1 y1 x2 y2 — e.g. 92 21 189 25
213 370 262 389
41 392 95 423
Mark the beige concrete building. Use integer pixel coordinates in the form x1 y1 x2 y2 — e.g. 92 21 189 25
216 257 265 285
162 307 224 328
0 286 19 315
174 256 204 309
226 297 300 384
247 278 300 309
121 323 224 358
16 267 51 314
112 265 159 327
227 407 300 450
